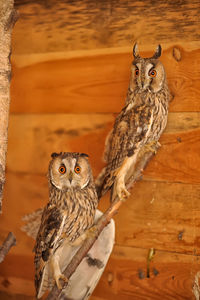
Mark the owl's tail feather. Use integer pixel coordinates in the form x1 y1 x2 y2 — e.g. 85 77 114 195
36 264 53 299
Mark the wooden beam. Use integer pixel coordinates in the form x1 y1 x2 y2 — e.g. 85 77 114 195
10 47 200 113
13 0 200 54
6 112 200 184
0 245 199 299
94 245 200 300
1 173 200 256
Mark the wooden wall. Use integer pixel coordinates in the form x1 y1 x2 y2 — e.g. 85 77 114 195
0 0 200 299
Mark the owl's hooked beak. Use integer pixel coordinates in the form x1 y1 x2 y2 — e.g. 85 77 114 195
141 82 149 91
138 78 149 92
68 171 73 184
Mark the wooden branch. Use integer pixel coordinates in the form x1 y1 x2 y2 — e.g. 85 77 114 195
47 149 156 300
0 232 16 263
0 0 18 212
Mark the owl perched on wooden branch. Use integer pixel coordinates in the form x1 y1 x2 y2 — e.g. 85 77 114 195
34 152 99 298
96 44 170 202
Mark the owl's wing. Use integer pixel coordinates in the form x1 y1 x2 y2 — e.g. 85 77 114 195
34 204 65 297
97 103 153 198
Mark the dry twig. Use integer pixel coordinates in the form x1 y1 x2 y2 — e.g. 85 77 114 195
0 0 18 212
0 232 16 263
47 149 156 300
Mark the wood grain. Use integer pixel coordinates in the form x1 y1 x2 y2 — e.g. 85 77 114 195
108 181 200 255
0 0 16 212
6 112 200 185
0 246 199 299
13 0 200 55
0 291 34 300
94 246 200 300
1 173 200 257
11 47 200 113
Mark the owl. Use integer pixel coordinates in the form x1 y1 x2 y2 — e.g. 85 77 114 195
34 152 98 298
95 44 170 202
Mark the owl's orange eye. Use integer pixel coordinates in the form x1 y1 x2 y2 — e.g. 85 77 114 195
135 68 139 76
149 69 157 77
74 166 81 174
59 165 66 174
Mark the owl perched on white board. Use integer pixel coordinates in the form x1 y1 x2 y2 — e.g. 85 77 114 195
34 152 99 298
95 44 170 202
22 152 115 299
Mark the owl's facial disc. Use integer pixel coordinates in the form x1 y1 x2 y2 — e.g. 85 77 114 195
62 158 89 189
131 57 165 94
50 155 90 190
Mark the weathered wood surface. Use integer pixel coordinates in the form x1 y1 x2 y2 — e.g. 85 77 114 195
0 0 16 212
0 246 200 299
13 0 200 55
0 232 16 264
1 172 200 257
1 105 199 298
6 112 200 184
95 246 200 300
11 47 200 113
1 109 199 298
0 291 34 300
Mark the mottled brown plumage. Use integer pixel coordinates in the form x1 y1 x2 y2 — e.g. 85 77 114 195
96 44 170 201
34 152 98 298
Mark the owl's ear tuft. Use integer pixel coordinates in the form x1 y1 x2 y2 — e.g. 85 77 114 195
51 152 60 158
80 153 89 158
133 43 140 58
152 44 162 59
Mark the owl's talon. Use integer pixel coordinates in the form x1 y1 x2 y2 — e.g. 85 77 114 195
145 141 160 154
121 188 130 201
117 185 130 201
55 274 68 290
87 225 97 239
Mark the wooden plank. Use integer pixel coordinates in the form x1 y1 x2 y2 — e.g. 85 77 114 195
1 173 200 256
7 113 112 176
94 245 200 300
13 0 200 55
1 173 199 297
145 128 200 184
0 246 199 299
0 275 34 297
11 47 200 113
6 112 200 184
107 181 200 255
0 291 34 300
0 173 46 256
